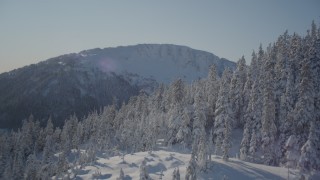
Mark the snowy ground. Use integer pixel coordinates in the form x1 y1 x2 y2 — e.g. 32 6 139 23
57 131 319 179
57 130 319 180
67 149 304 180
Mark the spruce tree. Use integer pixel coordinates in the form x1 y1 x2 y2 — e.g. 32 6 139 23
279 67 295 160
240 51 258 161
214 68 232 155
261 47 277 165
176 109 192 148
172 168 177 180
139 159 150 180
197 135 208 171
172 167 180 180
298 120 319 171
193 92 207 167
117 168 125 180
245 54 264 161
297 63 317 171
285 135 299 168
185 155 197 180
293 62 314 148
42 135 54 165
222 115 232 161
230 56 247 127
176 167 180 180
240 122 250 160
171 78 185 108
206 64 220 130
24 153 39 180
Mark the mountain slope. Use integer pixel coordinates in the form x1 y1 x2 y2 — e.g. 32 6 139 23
0 44 235 129
77 44 234 83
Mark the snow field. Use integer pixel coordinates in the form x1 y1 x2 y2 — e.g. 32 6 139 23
72 149 301 180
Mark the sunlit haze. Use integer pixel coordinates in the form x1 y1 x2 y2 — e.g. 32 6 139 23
0 0 319 73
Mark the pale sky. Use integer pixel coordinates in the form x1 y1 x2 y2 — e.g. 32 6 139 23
0 0 319 73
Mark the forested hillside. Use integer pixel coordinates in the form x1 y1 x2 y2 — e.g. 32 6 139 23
0 44 234 129
0 22 319 179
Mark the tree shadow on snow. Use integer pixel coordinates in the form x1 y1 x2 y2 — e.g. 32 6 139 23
148 153 160 158
145 157 155 162
96 151 111 158
147 163 167 174
75 169 91 176
230 160 284 179
164 154 185 168
206 160 284 180
74 176 84 180
73 173 111 180
118 160 129 165
129 162 139 168
124 175 132 180
170 160 185 169
93 161 113 169
99 173 112 179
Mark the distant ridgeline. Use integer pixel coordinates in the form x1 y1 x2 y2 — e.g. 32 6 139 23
0 22 319 179
0 44 235 129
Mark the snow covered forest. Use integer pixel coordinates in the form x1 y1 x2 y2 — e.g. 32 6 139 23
1 22 320 179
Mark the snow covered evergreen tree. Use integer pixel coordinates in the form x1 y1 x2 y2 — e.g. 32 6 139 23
244 48 265 161
45 117 54 137
285 135 300 168
214 68 232 155
222 116 231 161
278 66 295 162
197 135 209 171
205 64 220 130
185 155 197 180
249 130 258 161
139 158 151 180
176 109 192 148
296 61 318 171
56 152 69 178
308 22 320 171
261 46 278 166
192 91 208 170
3 158 13 180
240 120 250 160
24 153 39 180
171 78 185 108
116 168 125 180
293 62 314 149
274 31 290 128
230 56 247 127
42 135 54 165
298 119 320 171
172 167 180 180
240 51 258 161
12 144 24 180
289 33 303 95
172 168 180 180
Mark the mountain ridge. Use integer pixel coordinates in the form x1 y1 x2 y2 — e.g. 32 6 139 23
0 44 236 129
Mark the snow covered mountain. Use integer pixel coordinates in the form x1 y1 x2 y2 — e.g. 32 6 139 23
77 44 234 84
0 44 235 129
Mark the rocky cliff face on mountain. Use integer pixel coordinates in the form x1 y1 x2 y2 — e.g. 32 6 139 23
0 44 235 129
